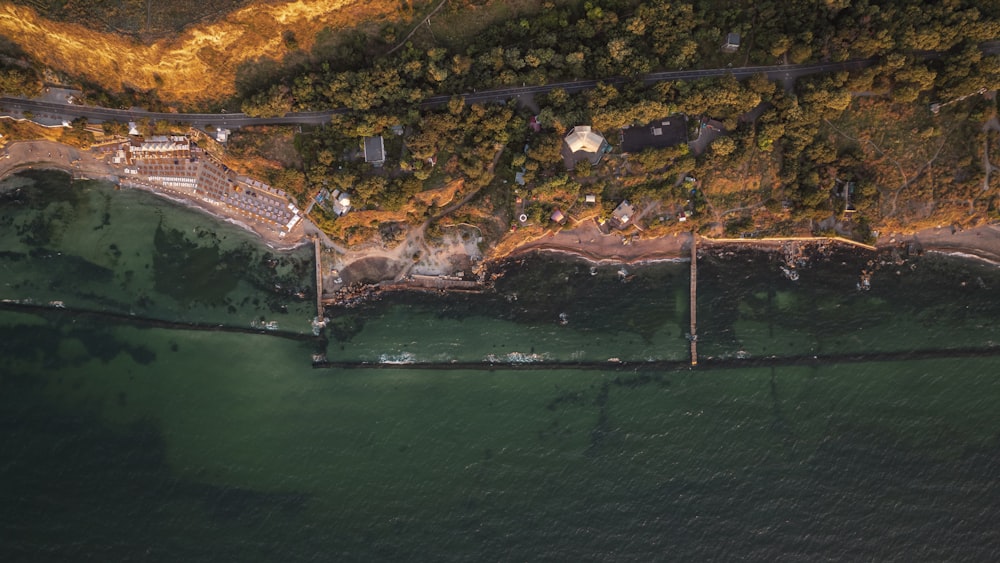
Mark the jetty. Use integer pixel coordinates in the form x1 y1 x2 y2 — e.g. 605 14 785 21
313 237 324 318
690 233 698 366
380 274 480 291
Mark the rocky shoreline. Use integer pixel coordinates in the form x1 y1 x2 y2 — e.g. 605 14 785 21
5 141 1000 309
323 222 1000 309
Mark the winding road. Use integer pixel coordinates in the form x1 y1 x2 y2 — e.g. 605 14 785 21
4 41 1000 129
0 58 880 129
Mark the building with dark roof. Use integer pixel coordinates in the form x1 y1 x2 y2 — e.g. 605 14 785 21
363 136 386 167
722 33 741 53
620 116 688 153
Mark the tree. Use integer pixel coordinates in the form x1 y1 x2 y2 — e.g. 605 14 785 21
427 64 449 83
747 73 775 98
153 119 172 135
789 43 813 64
242 84 292 117
448 95 465 116
353 176 388 207
102 121 129 137
711 136 736 157
0 67 41 98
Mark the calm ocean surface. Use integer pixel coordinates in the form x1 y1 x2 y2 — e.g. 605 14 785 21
3 171 1000 561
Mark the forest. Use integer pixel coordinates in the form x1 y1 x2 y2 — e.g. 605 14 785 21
233 0 1000 244
241 0 1000 116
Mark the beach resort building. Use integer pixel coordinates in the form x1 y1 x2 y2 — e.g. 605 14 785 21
113 136 303 234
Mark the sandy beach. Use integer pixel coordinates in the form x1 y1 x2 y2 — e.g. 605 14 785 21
508 222 692 264
882 225 1000 265
507 220 1000 268
0 139 118 183
0 139 309 251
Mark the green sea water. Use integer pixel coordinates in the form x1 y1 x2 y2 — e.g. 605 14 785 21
3 171 1000 561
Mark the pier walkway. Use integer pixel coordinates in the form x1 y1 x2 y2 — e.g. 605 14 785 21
690 233 698 366
314 237 324 318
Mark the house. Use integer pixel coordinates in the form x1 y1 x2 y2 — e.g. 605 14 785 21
550 209 566 223
620 116 688 153
722 32 741 53
584 194 597 203
330 189 352 216
561 125 610 170
126 136 191 161
363 136 385 167
215 128 231 143
610 200 635 229
127 121 139 136
528 115 541 132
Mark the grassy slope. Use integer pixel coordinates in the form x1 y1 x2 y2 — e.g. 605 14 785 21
0 0 415 105
6 0 259 35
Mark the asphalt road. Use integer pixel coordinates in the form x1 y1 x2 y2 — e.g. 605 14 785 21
434 58 878 107
0 51 976 129
0 97 338 128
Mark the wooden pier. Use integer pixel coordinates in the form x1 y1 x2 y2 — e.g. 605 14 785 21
689 233 698 366
313 237 324 319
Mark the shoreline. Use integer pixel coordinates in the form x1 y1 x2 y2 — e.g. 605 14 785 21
5 141 1000 298
0 140 310 252
880 225 1000 267
121 182 311 252
926 249 1000 266
501 222 1000 269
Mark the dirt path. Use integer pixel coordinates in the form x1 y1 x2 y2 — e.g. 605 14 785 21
334 145 505 285
982 117 1000 191
386 0 448 56
823 118 910 216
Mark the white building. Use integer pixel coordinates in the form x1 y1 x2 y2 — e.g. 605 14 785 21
562 126 609 169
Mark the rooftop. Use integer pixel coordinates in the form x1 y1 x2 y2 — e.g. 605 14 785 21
562 126 610 169
364 136 386 166
611 200 636 228
722 32 741 53
621 117 688 153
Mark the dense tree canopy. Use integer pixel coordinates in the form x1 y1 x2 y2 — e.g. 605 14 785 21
241 0 1000 117
237 0 1000 241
